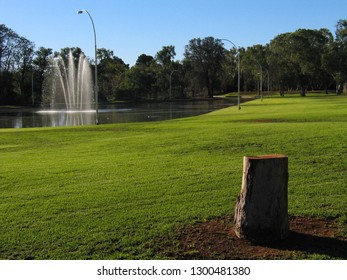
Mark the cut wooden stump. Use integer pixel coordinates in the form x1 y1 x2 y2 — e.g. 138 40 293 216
234 154 289 242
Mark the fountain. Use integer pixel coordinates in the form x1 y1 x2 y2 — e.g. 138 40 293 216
42 50 93 110
39 50 94 126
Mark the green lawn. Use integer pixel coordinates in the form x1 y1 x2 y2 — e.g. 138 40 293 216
0 93 346 259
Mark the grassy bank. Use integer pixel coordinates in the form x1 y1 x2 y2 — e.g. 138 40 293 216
0 94 346 259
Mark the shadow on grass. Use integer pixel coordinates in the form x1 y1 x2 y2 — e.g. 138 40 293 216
263 231 347 259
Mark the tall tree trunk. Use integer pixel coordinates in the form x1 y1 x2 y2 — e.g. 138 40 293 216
300 86 306 96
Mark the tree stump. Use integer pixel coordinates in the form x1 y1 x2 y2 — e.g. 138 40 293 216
234 154 289 242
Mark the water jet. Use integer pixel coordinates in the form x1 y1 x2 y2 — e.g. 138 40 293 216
42 50 93 111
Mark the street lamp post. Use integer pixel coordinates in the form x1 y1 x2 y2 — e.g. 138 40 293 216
255 60 263 101
220 39 241 110
78 9 99 124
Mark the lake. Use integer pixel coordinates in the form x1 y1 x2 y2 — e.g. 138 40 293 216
0 99 235 129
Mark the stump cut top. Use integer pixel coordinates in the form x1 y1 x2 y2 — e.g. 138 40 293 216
245 154 288 160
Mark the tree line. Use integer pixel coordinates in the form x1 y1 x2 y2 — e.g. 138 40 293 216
1 19 347 105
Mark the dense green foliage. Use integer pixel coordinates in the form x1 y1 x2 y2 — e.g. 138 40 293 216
184 37 225 98
0 94 346 259
2 20 347 105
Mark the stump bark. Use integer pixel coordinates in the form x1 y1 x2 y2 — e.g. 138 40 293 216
234 154 289 242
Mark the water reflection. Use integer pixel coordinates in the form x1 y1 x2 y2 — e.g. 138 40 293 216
37 110 95 127
0 99 234 129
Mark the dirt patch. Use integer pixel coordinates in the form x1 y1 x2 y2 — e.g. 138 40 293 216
153 216 347 259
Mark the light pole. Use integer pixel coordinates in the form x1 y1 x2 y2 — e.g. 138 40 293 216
78 9 99 124
220 39 241 110
255 60 263 101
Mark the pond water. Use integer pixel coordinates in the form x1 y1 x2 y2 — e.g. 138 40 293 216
0 99 235 129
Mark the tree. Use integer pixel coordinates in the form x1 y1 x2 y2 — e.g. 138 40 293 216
184 36 225 98
54 47 84 63
268 29 332 95
97 48 129 101
335 19 347 43
0 24 18 104
333 19 347 92
136 54 155 66
32 47 52 104
123 54 159 100
0 24 35 104
155 45 176 67
220 47 238 93
268 33 295 95
241 44 268 93
14 36 35 99
155 46 179 99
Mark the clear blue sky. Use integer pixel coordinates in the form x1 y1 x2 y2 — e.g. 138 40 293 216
1 0 347 66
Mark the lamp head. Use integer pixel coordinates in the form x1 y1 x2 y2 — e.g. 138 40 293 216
77 10 85 14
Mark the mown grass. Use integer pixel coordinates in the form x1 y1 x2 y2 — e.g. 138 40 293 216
0 93 346 259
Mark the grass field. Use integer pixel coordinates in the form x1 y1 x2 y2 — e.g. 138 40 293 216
0 93 346 259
